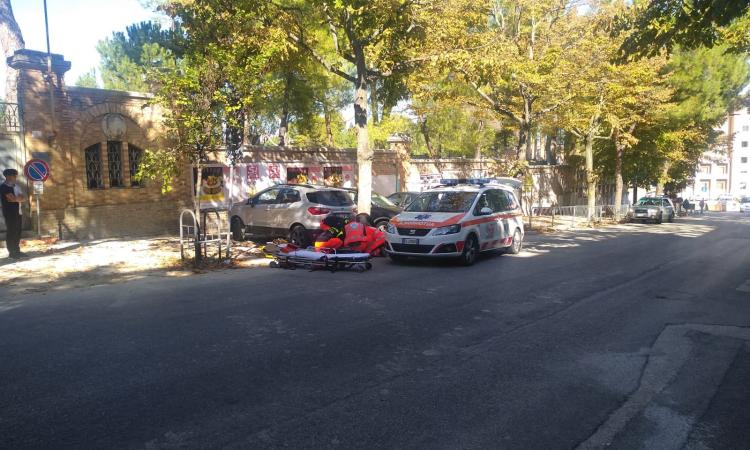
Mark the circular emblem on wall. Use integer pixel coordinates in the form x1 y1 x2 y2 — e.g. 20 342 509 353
101 113 127 140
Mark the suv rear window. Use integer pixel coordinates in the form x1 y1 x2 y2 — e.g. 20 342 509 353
307 190 354 206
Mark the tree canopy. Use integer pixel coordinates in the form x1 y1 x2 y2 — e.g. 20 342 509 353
85 0 750 211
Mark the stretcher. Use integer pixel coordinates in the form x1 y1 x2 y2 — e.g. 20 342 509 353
270 247 373 273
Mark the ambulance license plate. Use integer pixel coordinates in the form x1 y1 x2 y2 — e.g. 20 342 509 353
402 238 419 245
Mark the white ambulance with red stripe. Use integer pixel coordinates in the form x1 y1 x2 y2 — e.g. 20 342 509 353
384 179 524 265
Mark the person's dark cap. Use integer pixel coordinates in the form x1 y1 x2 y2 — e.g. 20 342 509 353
3 168 18 177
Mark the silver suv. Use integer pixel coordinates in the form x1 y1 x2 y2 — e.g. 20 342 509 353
230 184 356 246
629 197 675 224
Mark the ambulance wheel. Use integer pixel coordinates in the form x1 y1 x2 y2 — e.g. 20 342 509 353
231 217 245 241
366 262 373 270
507 229 523 255
459 235 479 266
289 225 309 247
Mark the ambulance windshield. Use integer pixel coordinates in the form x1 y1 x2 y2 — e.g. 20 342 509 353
405 192 478 213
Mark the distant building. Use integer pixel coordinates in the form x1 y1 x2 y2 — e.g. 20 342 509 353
683 103 750 200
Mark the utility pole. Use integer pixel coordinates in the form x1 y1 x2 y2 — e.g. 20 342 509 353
41 0 54 238
43 0 55 144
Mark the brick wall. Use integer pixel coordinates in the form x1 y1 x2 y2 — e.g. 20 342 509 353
8 49 192 239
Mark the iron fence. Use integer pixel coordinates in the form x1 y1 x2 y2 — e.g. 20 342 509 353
0 102 21 133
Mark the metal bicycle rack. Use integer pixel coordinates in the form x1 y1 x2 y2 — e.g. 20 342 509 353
179 209 231 261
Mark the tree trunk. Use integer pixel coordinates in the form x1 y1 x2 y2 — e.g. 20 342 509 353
370 80 379 125
517 123 528 160
614 129 624 219
278 75 291 146
655 163 670 196
633 180 638 205
0 0 24 103
614 146 624 218
242 109 252 147
354 48 372 214
475 119 484 159
420 117 436 158
323 105 334 147
585 135 596 223
194 163 203 263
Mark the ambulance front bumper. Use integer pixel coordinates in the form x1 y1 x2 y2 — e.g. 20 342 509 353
384 233 465 257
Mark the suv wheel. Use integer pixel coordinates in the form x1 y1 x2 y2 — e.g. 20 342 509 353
656 213 663 224
289 225 309 247
231 217 245 241
374 219 389 232
459 235 479 266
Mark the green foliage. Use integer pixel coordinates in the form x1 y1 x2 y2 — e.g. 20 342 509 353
74 69 99 88
409 103 496 158
136 0 290 192
97 21 182 92
135 148 181 194
621 0 750 57
414 0 587 158
110 0 750 201
623 44 750 189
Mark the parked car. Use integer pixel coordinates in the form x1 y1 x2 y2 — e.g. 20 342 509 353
345 189 403 230
229 184 355 246
740 196 750 213
716 194 740 212
384 180 525 266
628 197 675 224
387 191 420 209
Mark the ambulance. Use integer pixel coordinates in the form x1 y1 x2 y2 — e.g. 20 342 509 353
384 179 525 266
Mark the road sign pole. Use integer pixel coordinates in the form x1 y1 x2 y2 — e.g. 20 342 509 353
36 195 41 238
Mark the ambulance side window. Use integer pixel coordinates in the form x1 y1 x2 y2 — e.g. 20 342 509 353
505 191 520 210
474 192 491 215
487 190 509 213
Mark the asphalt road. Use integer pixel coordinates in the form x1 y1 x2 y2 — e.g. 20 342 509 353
2 214 750 449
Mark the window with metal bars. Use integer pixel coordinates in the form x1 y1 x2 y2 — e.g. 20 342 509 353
108 141 124 187
128 144 144 187
85 144 103 189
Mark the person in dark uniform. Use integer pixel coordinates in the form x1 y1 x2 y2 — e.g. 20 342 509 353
1 169 26 259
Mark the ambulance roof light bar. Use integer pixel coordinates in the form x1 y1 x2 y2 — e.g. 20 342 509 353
439 178 492 186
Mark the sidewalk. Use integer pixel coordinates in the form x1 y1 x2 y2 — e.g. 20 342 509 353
0 236 270 296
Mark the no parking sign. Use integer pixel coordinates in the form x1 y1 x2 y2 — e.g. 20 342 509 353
24 159 50 183
24 158 49 236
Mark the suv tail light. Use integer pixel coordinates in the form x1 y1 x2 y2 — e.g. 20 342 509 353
307 207 331 215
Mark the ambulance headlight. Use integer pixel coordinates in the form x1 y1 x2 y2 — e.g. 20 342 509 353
386 222 397 234
433 224 461 236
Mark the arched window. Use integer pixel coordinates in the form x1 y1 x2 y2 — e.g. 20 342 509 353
128 144 144 187
107 141 124 187
85 144 103 189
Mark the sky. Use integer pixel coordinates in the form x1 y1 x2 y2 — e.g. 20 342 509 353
2 0 158 86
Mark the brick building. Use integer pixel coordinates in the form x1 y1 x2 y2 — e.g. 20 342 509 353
1 49 192 239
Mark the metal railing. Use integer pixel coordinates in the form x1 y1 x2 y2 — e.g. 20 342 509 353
0 103 21 133
179 209 231 261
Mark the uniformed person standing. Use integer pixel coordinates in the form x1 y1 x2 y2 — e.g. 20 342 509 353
1 169 26 259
